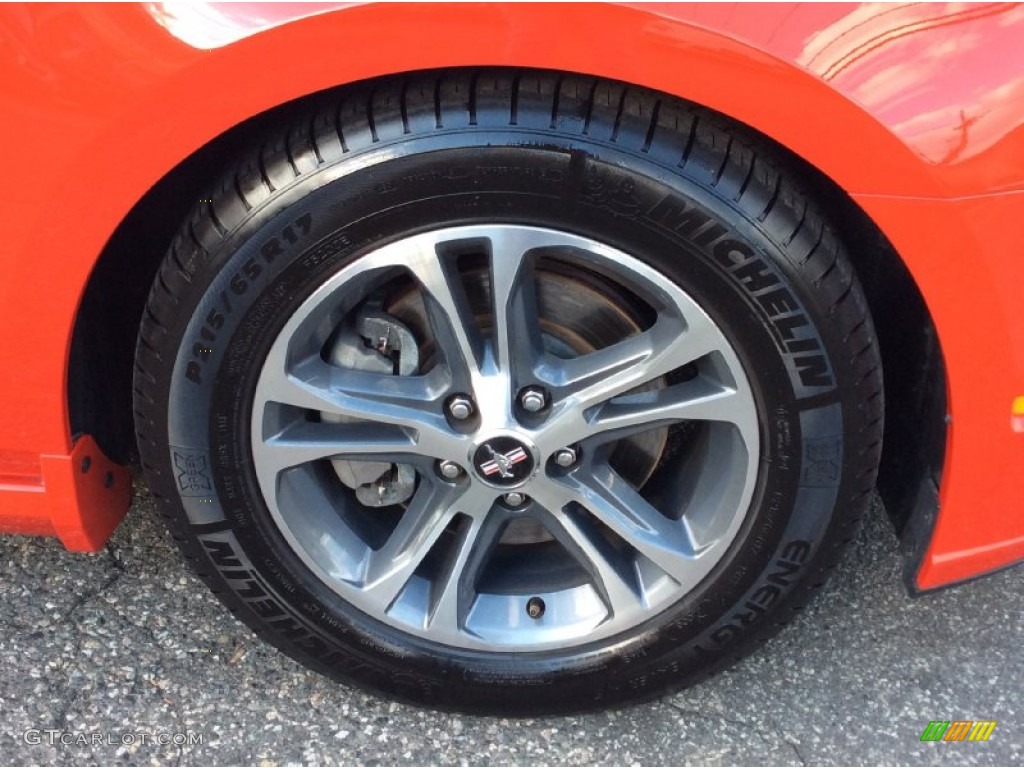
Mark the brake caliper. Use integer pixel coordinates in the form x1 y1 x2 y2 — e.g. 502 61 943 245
324 306 419 507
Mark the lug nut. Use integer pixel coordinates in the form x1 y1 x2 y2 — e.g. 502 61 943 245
503 492 527 507
447 395 474 420
519 387 547 413
553 447 578 468
438 460 463 480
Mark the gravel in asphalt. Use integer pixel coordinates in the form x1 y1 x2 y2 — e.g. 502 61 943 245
1 480 1021 766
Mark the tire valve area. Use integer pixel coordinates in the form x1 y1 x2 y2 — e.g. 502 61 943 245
526 596 546 619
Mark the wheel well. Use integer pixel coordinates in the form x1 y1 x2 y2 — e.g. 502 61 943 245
790 166 947 537
68 67 946 535
67 97 330 463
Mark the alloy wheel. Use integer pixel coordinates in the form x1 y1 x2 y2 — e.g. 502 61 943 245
250 224 760 651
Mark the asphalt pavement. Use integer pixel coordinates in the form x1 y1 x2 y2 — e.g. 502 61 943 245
1 479 1021 766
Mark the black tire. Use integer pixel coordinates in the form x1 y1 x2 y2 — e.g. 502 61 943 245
134 69 883 714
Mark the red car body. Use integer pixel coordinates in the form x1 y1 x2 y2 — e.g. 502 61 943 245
0 2 1021 592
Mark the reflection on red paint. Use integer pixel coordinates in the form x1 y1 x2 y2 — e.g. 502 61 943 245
143 2 352 49
795 2 1024 187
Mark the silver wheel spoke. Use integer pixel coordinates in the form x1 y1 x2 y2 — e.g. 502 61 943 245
554 470 704 585
582 377 756 446
256 356 462 460
529 489 645 617
534 310 751 455
543 314 719 411
486 228 545 379
360 482 478 609
427 492 506 633
405 239 485 387
257 422 419 477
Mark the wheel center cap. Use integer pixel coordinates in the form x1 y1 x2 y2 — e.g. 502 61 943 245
471 434 538 488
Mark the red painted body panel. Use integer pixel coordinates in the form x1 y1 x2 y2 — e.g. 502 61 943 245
0 2 1021 587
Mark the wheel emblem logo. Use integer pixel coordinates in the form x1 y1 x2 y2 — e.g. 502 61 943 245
480 445 528 478
472 437 536 487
